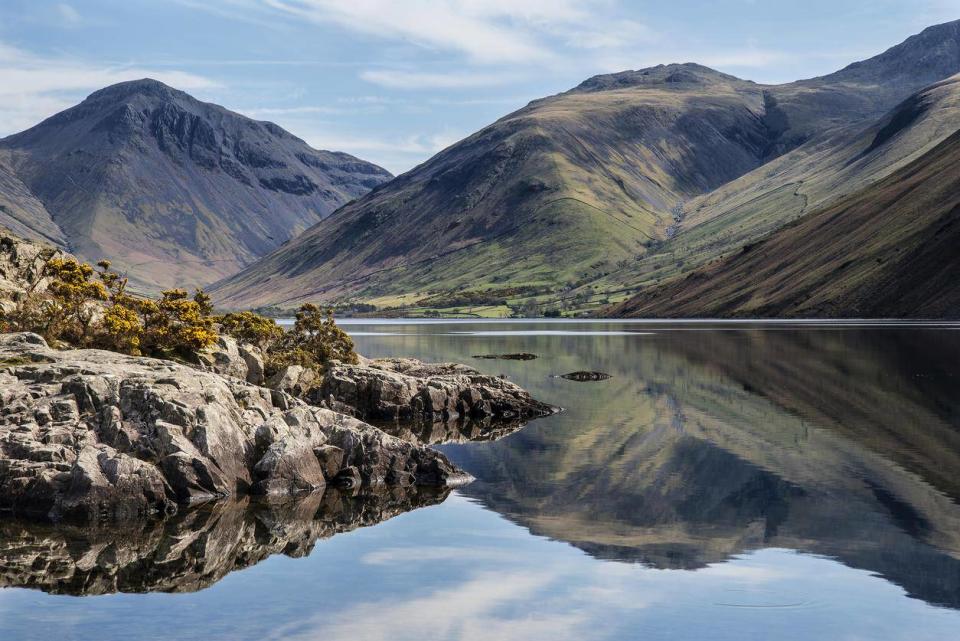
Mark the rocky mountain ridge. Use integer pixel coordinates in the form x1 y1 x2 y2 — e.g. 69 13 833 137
0 79 392 292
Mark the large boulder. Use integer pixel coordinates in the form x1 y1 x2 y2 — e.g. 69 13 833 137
0 333 469 523
313 357 557 426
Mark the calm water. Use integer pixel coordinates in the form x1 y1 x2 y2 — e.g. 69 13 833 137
3 320 960 640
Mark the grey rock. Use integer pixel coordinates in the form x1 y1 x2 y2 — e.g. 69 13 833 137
195 335 266 385
267 364 317 397
0 333 468 523
238 344 265 385
315 357 558 426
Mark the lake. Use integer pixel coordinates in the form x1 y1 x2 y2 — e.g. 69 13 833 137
3 319 960 641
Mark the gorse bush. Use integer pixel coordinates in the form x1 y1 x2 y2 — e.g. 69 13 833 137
4 257 218 358
217 305 358 376
216 310 284 350
265 303 358 375
2 255 357 374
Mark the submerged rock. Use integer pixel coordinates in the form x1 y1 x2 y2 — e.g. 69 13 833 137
0 333 469 523
472 353 538 361
313 357 558 427
558 371 612 382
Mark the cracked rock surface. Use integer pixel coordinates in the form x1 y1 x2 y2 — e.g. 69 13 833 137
0 333 469 523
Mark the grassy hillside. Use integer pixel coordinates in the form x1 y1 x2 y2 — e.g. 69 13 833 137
211 21 960 314
610 124 960 318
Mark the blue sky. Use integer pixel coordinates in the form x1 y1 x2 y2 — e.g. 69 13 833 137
1 0 958 174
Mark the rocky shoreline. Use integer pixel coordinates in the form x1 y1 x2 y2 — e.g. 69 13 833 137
0 331 554 523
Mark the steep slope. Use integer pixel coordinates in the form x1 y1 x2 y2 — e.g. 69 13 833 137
211 20 960 310
0 79 391 292
0 161 64 247
212 65 773 308
610 125 960 318
593 73 960 308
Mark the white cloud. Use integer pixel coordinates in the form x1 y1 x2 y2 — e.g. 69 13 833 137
360 69 525 89
259 0 654 65
0 42 219 137
56 3 82 26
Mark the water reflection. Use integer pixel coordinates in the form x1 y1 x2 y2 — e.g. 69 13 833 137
0 486 448 596
3 321 960 641
371 414 533 445
428 326 960 609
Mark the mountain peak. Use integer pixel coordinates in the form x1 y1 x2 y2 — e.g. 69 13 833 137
824 19 960 84
84 78 186 103
572 63 743 93
0 78 392 293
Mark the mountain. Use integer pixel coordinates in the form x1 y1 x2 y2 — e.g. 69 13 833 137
210 20 960 311
597 72 960 311
609 120 960 318
0 79 392 292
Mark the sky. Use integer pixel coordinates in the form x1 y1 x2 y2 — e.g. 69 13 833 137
0 1 958 174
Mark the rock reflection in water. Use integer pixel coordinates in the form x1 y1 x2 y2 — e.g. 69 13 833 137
0 485 448 596
373 414 533 445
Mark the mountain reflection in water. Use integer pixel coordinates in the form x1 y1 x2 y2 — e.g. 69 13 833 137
3 321 960 641
435 324 960 610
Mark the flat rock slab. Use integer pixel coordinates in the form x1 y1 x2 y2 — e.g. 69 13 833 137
0 333 468 523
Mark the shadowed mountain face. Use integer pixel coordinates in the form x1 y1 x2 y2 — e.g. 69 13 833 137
0 79 391 292
611 120 960 318
432 326 960 610
0 487 448 596
210 20 960 310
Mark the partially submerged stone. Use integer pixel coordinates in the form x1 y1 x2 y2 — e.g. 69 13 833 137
472 353 538 361
557 371 612 382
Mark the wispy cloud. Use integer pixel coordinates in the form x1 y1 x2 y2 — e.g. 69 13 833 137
55 3 82 26
360 69 526 89
0 42 218 137
258 0 654 65
265 570 585 641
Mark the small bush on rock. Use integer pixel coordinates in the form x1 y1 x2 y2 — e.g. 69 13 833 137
266 304 358 376
217 310 284 350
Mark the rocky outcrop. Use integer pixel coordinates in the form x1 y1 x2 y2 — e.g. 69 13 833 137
0 487 449 595
313 357 558 427
0 333 468 523
195 335 265 386
0 229 67 315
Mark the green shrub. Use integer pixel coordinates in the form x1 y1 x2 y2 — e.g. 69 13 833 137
216 311 284 350
266 304 357 375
